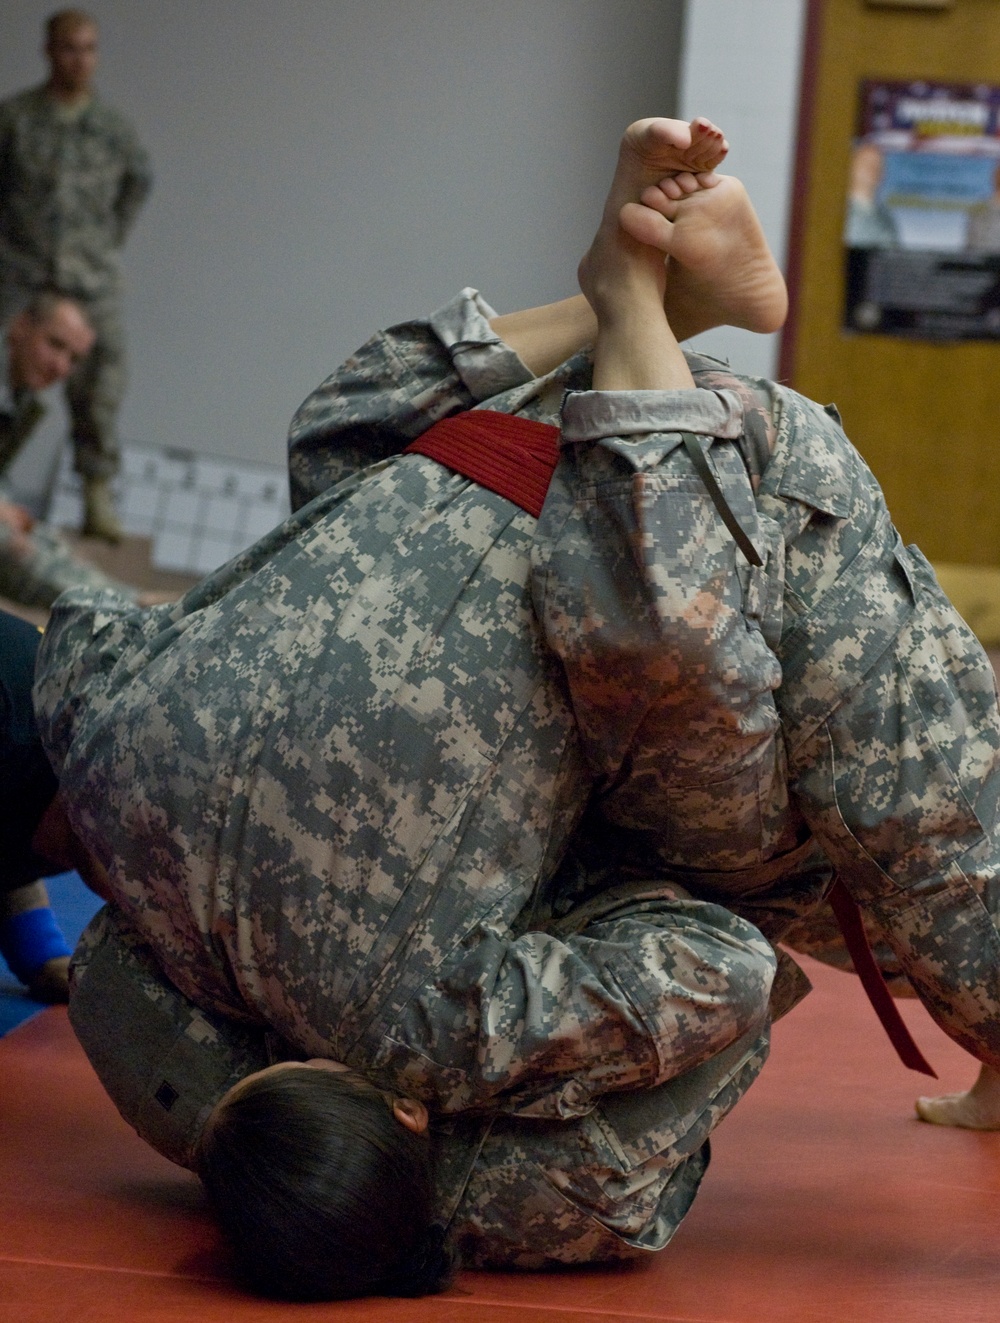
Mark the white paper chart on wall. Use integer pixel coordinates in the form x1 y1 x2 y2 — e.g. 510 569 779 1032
47 443 291 575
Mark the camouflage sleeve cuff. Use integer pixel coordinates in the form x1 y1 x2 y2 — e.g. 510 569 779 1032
560 387 745 443
428 288 535 402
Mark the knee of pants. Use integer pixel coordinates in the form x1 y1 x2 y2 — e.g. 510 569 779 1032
629 900 776 1061
720 933 777 1040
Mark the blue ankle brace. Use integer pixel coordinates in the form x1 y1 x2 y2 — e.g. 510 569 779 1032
0 906 72 984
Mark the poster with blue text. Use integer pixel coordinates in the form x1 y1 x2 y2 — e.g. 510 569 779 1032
844 79 1000 340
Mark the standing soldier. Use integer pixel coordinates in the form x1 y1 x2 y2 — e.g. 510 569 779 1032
0 9 152 543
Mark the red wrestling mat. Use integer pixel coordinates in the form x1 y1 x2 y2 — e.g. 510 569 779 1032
0 958 997 1323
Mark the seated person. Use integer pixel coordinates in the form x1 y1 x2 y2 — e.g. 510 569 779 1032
1 293 149 610
0 609 110 1000
40 117 1000 1300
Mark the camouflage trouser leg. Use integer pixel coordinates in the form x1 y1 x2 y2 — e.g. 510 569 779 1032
532 417 783 874
65 295 126 481
766 392 1000 1065
451 1022 769 1269
0 522 137 611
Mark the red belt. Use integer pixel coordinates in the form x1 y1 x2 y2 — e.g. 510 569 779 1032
406 409 936 1076
827 879 935 1075
404 410 560 519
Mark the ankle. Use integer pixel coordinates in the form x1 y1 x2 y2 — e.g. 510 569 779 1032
581 249 665 320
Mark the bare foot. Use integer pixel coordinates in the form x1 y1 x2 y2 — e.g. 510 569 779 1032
622 173 788 337
916 1063 1000 1130
578 117 729 312
615 116 728 183
619 167 722 249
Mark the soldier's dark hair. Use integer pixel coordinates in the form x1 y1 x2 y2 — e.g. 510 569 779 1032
46 9 97 44
195 1066 454 1302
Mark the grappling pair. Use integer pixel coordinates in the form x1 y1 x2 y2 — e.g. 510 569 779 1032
23 118 1000 1300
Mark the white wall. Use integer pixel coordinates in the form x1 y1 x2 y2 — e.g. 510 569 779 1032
679 0 807 378
2 0 684 504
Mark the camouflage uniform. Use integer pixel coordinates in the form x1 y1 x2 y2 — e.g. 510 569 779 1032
533 350 1000 1062
0 342 138 608
678 366 1000 1060
0 351 44 475
38 287 1000 1261
71 900 769 1267
289 289 1000 1065
37 288 775 1262
0 86 152 480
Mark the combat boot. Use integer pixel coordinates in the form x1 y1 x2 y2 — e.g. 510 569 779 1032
81 476 123 544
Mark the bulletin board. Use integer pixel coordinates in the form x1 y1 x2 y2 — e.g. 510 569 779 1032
844 79 1000 341
781 0 1000 565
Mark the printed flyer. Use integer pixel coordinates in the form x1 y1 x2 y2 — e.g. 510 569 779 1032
844 79 1000 340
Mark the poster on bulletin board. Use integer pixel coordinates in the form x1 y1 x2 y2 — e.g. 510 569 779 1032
844 79 1000 340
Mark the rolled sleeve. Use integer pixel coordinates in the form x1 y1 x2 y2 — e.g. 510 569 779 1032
429 288 536 401
561 387 744 448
